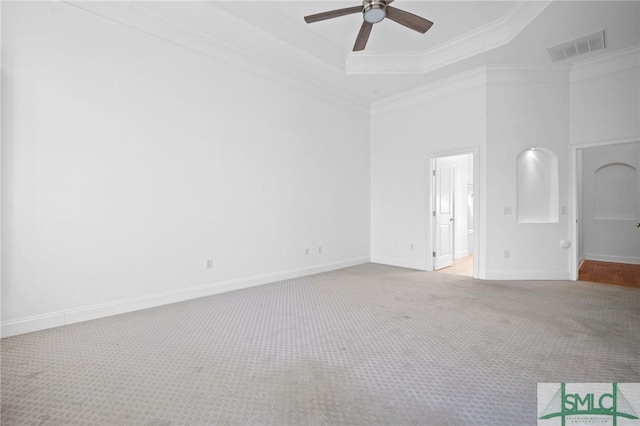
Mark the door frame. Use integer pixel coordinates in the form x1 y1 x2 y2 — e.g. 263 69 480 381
428 147 481 278
570 137 640 280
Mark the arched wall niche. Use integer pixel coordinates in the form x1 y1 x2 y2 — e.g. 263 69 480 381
516 148 559 223
594 162 637 220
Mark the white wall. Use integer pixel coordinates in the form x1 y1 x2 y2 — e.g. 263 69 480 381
370 66 574 280
370 70 486 272
0 2 3 328
570 47 640 274
485 68 571 279
3 4 639 337
370 49 639 281
570 48 640 146
1 2 370 335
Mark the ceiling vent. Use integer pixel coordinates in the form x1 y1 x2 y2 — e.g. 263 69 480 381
547 29 605 62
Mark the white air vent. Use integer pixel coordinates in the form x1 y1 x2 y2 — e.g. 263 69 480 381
547 30 605 62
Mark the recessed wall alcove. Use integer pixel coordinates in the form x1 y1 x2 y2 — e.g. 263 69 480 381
594 162 637 220
516 148 559 223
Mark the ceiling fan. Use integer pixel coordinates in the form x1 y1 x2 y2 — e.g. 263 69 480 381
304 0 434 52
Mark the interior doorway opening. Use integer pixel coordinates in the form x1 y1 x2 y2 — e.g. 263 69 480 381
431 152 474 277
572 140 640 285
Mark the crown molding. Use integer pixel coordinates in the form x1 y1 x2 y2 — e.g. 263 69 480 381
371 66 488 115
371 62 572 115
371 45 639 114
570 45 640 83
60 1 369 114
486 64 570 85
214 2 347 73
346 0 553 75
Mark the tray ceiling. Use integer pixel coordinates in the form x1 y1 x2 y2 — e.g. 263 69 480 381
66 1 640 105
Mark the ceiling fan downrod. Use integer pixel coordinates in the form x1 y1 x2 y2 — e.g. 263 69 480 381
363 0 387 24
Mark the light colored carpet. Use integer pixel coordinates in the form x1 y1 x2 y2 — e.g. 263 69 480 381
2 263 639 425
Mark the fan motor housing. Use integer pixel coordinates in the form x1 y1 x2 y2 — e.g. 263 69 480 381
363 0 386 23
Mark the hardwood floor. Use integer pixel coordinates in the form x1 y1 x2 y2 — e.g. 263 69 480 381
436 257 640 288
436 258 640 288
579 260 640 289
437 255 473 277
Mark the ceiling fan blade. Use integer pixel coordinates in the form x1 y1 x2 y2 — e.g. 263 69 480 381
386 6 433 33
353 21 373 51
304 6 362 23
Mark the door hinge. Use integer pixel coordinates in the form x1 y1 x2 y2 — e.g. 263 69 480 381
432 211 436 217
432 170 436 176
432 251 436 257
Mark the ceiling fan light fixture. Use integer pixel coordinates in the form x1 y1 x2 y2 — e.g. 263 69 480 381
363 0 386 24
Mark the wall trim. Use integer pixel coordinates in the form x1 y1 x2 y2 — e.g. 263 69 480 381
370 256 426 271
346 0 552 75
372 61 573 116
0 312 67 339
584 254 640 265
1 257 370 338
570 45 640 83
484 271 571 280
571 136 640 150
60 1 369 115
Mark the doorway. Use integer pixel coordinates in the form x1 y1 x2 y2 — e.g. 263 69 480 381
572 140 640 284
431 152 475 277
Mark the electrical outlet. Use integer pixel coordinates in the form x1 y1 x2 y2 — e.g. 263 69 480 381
561 206 567 215
410 243 414 251
206 259 213 269
318 246 323 254
305 248 309 255
504 206 512 215
504 250 510 259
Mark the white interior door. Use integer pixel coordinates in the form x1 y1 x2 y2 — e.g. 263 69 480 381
434 159 455 270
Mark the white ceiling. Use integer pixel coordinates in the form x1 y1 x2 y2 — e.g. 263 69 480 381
78 1 640 105
217 1 518 56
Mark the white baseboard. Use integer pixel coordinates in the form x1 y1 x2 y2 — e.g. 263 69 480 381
1 312 67 338
1 257 370 338
484 270 571 280
584 254 640 265
370 256 426 271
